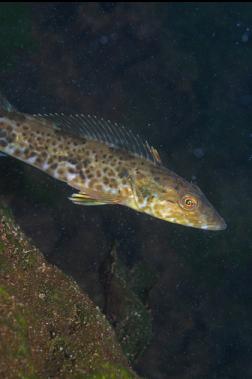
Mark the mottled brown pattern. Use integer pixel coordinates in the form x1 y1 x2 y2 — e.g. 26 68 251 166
0 111 226 230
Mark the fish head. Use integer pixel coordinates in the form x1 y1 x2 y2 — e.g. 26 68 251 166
130 165 226 231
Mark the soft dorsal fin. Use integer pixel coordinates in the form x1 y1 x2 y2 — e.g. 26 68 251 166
32 113 162 165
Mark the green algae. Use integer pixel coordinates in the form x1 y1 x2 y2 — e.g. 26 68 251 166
0 201 140 378
0 285 10 300
14 314 31 358
85 362 137 379
0 240 5 253
19 375 40 379
0 255 9 274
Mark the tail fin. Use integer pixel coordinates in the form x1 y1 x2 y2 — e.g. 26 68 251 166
0 93 17 112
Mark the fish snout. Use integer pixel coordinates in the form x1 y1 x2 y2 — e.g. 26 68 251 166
201 213 227 231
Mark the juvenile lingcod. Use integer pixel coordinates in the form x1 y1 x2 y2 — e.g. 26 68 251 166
0 95 226 230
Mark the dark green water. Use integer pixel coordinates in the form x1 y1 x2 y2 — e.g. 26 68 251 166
0 3 251 378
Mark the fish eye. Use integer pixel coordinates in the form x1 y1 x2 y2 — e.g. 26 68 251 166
179 194 198 210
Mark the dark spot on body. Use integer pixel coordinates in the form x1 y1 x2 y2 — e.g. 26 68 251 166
36 157 43 165
83 158 91 167
103 177 109 185
58 168 65 177
107 169 114 176
51 139 57 146
0 130 7 138
109 180 117 189
37 137 43 144
80 171 86 180
95 184 103 191
119 169 128 178
68 167 76 174
41 151 47 158
14 150 22 158
50 163 58 170
0 140 7 147
68 158 77 165
58 156 66 161
27 151 37 159
48 157 54 164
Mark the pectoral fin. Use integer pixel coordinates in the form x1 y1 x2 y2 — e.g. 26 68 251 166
69 193 107 206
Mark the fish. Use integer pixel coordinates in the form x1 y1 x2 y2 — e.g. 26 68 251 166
0 94 226 231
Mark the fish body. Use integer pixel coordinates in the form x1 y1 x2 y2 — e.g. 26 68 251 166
0 99 226 231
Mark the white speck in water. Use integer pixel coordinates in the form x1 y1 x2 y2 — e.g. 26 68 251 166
110 32 118 41
241 32 249 43
193 147 205 159
100 35 109 45
191 175 197 182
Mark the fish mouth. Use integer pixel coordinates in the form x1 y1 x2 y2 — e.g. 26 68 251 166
201 217 227 231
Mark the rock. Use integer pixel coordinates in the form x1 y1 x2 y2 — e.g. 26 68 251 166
100 245 156 364
0 201 139 379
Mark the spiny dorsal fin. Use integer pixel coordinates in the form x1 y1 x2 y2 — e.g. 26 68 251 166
0 93 17 112
32 113 162 165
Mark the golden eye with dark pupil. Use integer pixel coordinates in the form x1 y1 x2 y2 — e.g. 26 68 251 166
185 199 193 206
180 194 198 210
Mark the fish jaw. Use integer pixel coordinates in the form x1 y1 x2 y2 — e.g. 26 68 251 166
201 220 227 231
195 205 227 231
176 209 227 231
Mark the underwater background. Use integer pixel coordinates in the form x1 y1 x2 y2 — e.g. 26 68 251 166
0 3 251 379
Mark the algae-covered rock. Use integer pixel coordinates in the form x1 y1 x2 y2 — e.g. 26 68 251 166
100 246 156 364
0 201 139 379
